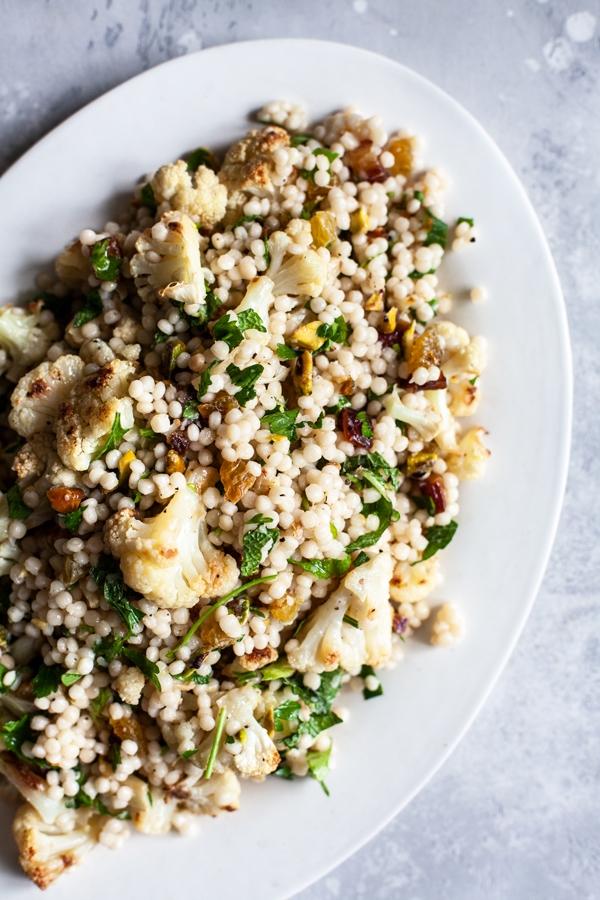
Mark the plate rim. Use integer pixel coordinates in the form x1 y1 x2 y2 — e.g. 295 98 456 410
0 38 573 899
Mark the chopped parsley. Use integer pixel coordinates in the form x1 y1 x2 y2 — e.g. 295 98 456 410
61 672 82 686
32 663 62 699
233 214 264 229
360 664 383 699
289 556 352 580
91 412 128 462
306 745 333 795
6 484 31 520
261 408 300 442
61 506 85 533
356 411 373 439
423 210 448 249
415 520 458 564
316 315 348 351
457 216 474 228
196 360 217 399
187 147 216 171
0 714 36 761
290 133 314 147
140 182 157 213
299 148 339 182
213 310 266 351
91 238 123 282
89 556 144 635
276 343 302 360
182 401 200 420
226 362 264 405
345 495 399 553
89 687 112 722
73 290 103 329
324 396 351 415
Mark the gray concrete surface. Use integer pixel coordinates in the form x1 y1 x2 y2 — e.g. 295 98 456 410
1 1 599 897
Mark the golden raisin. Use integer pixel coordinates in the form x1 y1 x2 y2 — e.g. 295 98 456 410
269 592 301 624
199 617 234 651
220 459 257 504
47 487 85 515
199 390 240 419
165 449 185 475
350 207 370 235
387 137 414 178
110 714 147 757
338 377 355 396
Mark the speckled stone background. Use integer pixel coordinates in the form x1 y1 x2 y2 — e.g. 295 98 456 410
1 0 598 897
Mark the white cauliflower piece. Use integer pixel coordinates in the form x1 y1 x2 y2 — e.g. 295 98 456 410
151 159 227 225
446 426 490 481
9 355 85 438
447 377 480 417
430 320 470 359
55 359 137 471
0 537 21 576
13 432 81 490
116 666 145 705
55 239 92 288
125 775 178 834
130 211 207 309
12 802 101 890
0 305 58 371
167 768 241 816
425 388 458 452
270 248 327 299
442 339 486 380
390 556 440 604
383 386 443 443
218 685 280 778
288 553 394 673
431 602 465 647
106 485 239 608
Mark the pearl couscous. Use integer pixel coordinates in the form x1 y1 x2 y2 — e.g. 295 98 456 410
0 101 489 889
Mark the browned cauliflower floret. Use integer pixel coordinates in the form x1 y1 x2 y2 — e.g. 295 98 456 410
9 355 85 438
0 305 59 376
55 359 137 471
54 239 92 288
389 555 440 604
447 377 480 417
151 159 227 225
13 432 81 490
12 802 101 890
124 776 179 834
106 485 239 608
79 337 116 367
116 665 146 705
219 125 289 197
165 768 241 816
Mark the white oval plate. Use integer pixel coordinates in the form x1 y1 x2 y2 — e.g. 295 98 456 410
0 40 571 900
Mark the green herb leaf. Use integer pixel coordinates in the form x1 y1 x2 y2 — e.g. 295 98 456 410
91 413 128 462
122 647 161 692
93 633 126 664
89 686 112 722
241 514 280 577
89 556 144 635
417 520 458 563
0 714 35 761
283 710 342 749
345 495 396 553
263 238 271 268
140 182 157 213
182 401 200 420
272 760 295 780
289 556 352 580
197 360 217 399
356 411 374 439
359 251 385 269
424 210 448 249
172 669 210 685
273 699 301 731
299 148 339 182
60 507 84 533
353 550 370 567
35 291 64 316
61 672 82 686
91 238 123 282
181 748 198 759
276 344 301 360
414 190 424 203
73 290 103 329
360 663 383 699
261 408 300 442
457 217 474 227
153 330 170 345
324 396 351 415
411 494 436 516
237 309 267 333
138 427 159 440
341 451 401 491
343 614 359 628
6 484 31 520
233 214 264 229
316 315 347 351
306 745 332 795
187 147 215 171
96 797 131 820
32 663 62 699
290 133 314 148
470 375 478 386
226 363 264 406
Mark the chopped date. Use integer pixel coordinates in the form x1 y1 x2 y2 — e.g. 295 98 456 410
345 140 389 183
398 374 447 393
420 474 446 514
392 614 409 635
167 427 190 457
367 226 388 240
377 322 410 349
341 407 373 450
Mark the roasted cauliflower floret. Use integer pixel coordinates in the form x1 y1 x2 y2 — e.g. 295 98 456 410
125 775 178 834
13 432 81 492
442 338 486 381
130 211 207 310
166 768 241 816
106 485 239 608
431 602 465 647
383 386 443 443
12 802 101 891
55 239 92 288
446 426 490 481
218 685 280 778
447 377 480 417
219 125 289 197
9 355 85 438
389 555 440 604
79 337 115 367
55 359 137 471
288 553 394 673
0 305 59 372
151 159 227 225
116 666 145 705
